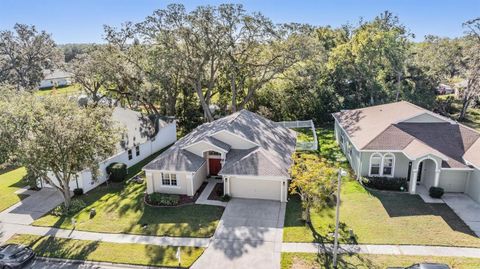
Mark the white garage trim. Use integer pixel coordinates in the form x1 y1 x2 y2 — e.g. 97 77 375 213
226 176 288 202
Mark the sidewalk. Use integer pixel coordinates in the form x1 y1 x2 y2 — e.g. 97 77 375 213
195 178 227 207
0 222 210 247
282 243 480 258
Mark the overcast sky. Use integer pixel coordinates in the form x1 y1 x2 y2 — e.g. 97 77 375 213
0 0 478 44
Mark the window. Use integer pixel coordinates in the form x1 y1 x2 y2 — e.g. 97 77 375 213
161 173 177 186
383 154 394 176
135 145 140 156
208 151 221 156
370 154 382 176
128 149 133 160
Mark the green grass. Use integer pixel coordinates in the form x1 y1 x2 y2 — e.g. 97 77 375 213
281 252 480 269
292 127 315 143
33 147 224 238
438 96 480 131
35 84 81 97
0 167 28 212
8 234 203 268
284 127 480 247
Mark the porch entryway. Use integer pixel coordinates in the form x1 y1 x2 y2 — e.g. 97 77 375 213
409 156 441 194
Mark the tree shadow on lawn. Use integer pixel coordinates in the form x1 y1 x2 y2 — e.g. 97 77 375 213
367 189 476 236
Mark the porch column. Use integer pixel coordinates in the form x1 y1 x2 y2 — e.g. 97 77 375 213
409 169 418 194
434 170 441 187
187 174 194 196
224 177 230 195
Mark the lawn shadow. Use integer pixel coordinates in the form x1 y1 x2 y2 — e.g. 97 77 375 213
367 188 477 236
31 235 100 261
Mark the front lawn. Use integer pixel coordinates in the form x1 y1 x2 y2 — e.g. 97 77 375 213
284 127 480 247
35 84 81 97
8 234 203 268
281 252 480 269
293 127 315 143
0 167 28 212
33 148 224 238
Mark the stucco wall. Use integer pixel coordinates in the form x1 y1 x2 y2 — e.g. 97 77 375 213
422 159 436 189
466 168 480 202
150 171 189 195
360 152 411 178
439 170 469 192
192 162 207 195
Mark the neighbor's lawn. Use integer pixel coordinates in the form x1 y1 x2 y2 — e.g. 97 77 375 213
438 95 480 131
292 127 315 143
8 234 203 268
281 252 480 269
0 167 28 212
35 84 81 97
284 127 480 247
33 147 224 238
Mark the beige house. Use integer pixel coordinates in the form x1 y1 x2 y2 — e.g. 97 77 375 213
333 101 480 202
143 110 297 202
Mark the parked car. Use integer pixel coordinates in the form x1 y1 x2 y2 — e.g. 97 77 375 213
388 263 450 269
0 244 35 268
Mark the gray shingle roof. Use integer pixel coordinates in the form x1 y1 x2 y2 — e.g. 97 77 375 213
143 110 297 176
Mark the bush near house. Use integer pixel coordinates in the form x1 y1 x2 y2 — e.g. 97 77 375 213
362 177 408 191
106 162 127 182
429 186 445 198
52 199 87 216
147 193 180 206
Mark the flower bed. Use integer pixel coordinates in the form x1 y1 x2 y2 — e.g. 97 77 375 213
144 182 207 207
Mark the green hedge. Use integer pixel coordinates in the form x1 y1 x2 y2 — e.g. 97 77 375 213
147 193 180 206
362 177 408 191
106 162 127 182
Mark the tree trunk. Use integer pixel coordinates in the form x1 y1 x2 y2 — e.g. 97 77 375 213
231 73 237 113
61 188 72 208
195 80 214 122
304 205 311 224
459 97 471 121
395 71 402 101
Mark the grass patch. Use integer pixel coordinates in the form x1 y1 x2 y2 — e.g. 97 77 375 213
292 127 315 143
33 147 224 238
35 84 81 97
438 96 480 131
8 234 203 268
0 167 28 212
281 252 480 269
284 127 480 247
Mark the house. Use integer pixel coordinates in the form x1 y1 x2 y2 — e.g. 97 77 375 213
39 70 73 89
143 110 297 202
39 106 177 193
333 101 480 202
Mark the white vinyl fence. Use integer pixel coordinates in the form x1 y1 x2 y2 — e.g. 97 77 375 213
276 120 318 151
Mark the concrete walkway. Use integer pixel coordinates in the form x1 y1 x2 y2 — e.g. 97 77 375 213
0 222 210 247
417 185 444 204
443 193 480 237
195 178 227 207
0 188 63 225
282 243 480 258
192 198 286 269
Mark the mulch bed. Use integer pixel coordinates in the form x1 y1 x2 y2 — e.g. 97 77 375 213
145 182 208 207
207 183 224 201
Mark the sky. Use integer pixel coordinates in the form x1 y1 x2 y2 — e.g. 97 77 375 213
0 0 478 44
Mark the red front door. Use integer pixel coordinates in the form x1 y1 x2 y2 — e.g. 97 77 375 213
209 158 221 176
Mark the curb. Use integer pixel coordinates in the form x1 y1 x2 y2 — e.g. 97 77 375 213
35 256 178 268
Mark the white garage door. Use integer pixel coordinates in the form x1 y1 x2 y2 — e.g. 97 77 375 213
230 177 281 201
439 171 468 193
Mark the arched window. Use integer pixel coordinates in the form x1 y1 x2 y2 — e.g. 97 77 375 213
383 154 395 177
369 153 382 176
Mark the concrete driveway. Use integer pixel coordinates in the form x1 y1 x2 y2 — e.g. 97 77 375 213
443 193 480 236
0 188 63 225
192 198 285 269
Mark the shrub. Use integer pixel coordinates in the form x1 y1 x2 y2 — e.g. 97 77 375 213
429 186 444 198
148 193 180 206
362 177 408 191
107 162 127 182
221 194 231 202
52 199 87 216
73 188 84 196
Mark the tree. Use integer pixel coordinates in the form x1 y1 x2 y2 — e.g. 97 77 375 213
0 93 120 207
289 153 338 223
0 24 62 90
458 18 480 120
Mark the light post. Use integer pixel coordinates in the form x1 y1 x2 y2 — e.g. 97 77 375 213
333 168 347 269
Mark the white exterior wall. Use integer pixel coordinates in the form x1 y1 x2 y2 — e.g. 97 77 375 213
149 171 189 195
422 159 437 190
192 162 207 195
466 168 480 202
439 170 469 192
42 121 177 193
211 131 256 149
183 141 226 157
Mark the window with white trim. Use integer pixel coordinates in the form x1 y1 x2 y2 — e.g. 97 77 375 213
135 145 140 156
383 154 394 176
128 149 133 160
370 154 382 176
161 173 177 186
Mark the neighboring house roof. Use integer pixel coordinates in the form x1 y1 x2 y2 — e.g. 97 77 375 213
43 70 73 80
113 107 167 151
144 110 297 176
333 101 480 169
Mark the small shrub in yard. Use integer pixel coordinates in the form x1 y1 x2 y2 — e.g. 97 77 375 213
429 186 445 198
106 162 127 182
73 188 84 196
362 177 408 191
221 194 231 202
52 199 87 216
148 193 180 206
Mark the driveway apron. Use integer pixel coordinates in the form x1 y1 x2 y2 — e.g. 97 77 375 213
443 193 480 236
192 198 285 269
